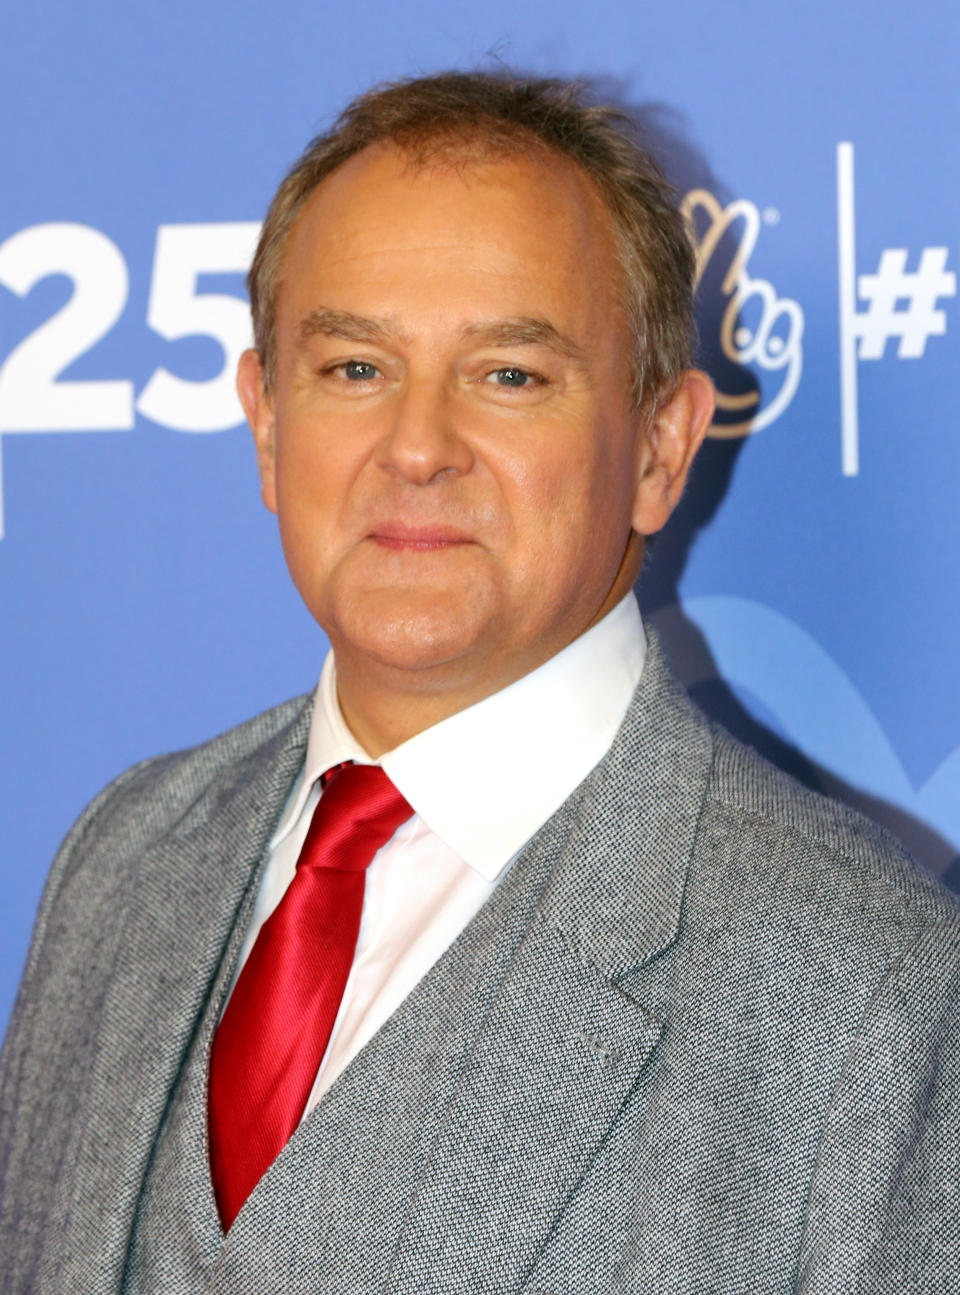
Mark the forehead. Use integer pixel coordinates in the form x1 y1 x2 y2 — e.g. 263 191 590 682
275 141 626 337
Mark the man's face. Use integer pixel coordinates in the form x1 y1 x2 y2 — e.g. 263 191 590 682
243 142 660 703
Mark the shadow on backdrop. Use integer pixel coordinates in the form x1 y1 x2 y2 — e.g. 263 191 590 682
591 85 960 894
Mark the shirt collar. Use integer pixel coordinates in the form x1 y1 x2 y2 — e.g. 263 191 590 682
276 593 646 881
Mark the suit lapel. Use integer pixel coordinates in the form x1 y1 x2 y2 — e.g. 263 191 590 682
389 633 714 1292
41 697 312 1295
540 630 714 977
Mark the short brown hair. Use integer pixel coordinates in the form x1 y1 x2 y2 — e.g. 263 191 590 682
248 71 695 410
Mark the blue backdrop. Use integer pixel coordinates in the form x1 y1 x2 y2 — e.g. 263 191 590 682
3 2 958 1031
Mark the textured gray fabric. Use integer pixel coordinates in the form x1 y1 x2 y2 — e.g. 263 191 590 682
1 633 958 1292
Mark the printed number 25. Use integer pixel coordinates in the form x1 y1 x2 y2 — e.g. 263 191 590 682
0 222 261 433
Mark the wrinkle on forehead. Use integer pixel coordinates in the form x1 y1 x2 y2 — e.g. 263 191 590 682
288 139 619 264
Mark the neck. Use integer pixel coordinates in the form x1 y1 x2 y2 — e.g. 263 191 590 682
336 669 508 758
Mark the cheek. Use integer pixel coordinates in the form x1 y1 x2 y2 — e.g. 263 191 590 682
512 434 631 540
270 431 342 584
499 450 624 594
272 414 359 527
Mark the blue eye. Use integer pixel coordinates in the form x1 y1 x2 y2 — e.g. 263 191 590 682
343 360 378 381
493 367 531 387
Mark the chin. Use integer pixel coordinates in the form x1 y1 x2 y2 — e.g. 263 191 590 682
323 586 495 680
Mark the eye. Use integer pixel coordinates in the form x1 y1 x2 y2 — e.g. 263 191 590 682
484 366 540 389
339 360 380 381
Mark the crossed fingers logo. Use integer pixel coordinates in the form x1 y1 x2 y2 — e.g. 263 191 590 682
682 189 804 438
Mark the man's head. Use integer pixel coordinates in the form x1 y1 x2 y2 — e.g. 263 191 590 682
238 72 714 752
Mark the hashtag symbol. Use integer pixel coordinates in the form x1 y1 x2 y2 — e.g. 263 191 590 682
837 143 958 476
854 247 956 359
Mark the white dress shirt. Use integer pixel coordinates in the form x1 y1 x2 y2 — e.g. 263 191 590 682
229 593 646 1118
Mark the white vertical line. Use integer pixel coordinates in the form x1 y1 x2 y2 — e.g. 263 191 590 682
0 437 5 540
837 142 859 477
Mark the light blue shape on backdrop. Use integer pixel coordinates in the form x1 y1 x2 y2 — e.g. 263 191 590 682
651 596 960 878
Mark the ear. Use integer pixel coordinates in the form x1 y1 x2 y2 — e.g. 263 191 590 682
631 369 715 535
237 348 277 515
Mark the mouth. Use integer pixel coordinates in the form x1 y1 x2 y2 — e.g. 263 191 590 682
367 524 474 552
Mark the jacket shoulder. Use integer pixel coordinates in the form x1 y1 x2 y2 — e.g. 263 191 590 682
704 721 960 926
23 692 313 972
72 692 311 850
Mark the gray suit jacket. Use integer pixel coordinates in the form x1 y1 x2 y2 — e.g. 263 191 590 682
1 634 958 1293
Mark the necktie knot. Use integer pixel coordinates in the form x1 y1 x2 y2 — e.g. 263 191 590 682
299 763 413 874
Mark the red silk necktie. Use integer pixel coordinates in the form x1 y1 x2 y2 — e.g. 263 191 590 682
207 761 413 1231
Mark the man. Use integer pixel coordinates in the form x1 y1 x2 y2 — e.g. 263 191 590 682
1 72 957 1293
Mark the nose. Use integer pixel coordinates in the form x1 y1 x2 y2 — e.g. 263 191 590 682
374 376 475 485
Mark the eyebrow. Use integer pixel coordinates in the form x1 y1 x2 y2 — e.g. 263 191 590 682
459 317 587 364
297 308 407 347
296 308 587 364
